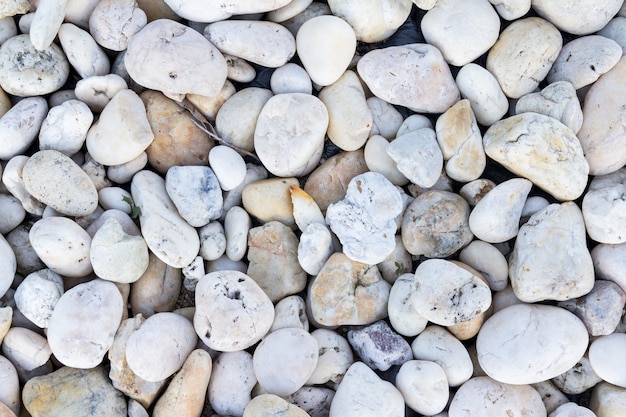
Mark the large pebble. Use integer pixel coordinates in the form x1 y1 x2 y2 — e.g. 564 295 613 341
47 279 124 368
318 70 371 151
29 0 66 50
592 242 626 293
254 93 327 177
0 234 16 299
0 97 47 160
577 57 626 176
347 320 412 371
58 23 109 78
89 0 146 51
486 17 562 98
298 223 334 276
29 216 93 277
296 15 356 86
402 190 473 258
396 360 449 416
253 327 318 396
208 145 246 191
270 295 308 333
483 113 589 201
509 202 594 302
548 35 621 89
142 90 212 174
74 73 127 112
39 99 93 156
515 81 583 133
476 304 588 384
0 34 69 96
224 206 251 262
329 361 405 417
125 19 227 97
589 333 626 388
469 178 532 243
357 43 460 113
165 166 222 227
448 376 546 417
387 273 428 337
412 259 491 326
531 0 622 35
14 269 63 328
590 382 626 417
308 252 390 327
247 221 307 302
582 167 626 244
131 170 200 268
307 329 353 386
387 128 444 188
2 327 51 375
152 349 212 417
205 20 295 68
23 366 127 417
0 355 19 415
194 270 274 352
90 218 149 284
327 0 412 42
86 89 154 166
422 0 500 66
23 150 98 216
455 63 509 126
326 172 403 265
459 240 509 291
126 312 196 382
208 351 256 416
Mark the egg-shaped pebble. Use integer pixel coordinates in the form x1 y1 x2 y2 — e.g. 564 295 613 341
208 145 247 191
47 279 124 368
588 333 626 388
477 304 588 385
387 128 444 188
224 206 252 262
89 0 146 51
270 63 312 95
297 223 334 276
459 240 509 291
0 355 19 415
0 97 48 160
194 270 274 352
307 329 354 386
0 194 24 235
126 312 197 382
208 350 257 417
387 273 428 337
14 269 63 328
198 222 226 261
2 327 52 373
29 216 93 277
396 360 449 416
296 15 356 86
456 63 509 126
58 23 110 78
39 99 93 156
253 327 318 396
165 165 223 227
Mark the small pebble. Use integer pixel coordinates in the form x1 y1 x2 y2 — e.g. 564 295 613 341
347 320 412 371
165 165 223 227
208 145 247 191
396 360 449 416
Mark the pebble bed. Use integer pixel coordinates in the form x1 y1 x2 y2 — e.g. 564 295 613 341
1 0 626 416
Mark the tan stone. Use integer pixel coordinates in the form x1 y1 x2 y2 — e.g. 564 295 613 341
186 80 236 121
303 149 369 212
135 0 180 21
590 382 626 417
152 350 212 417
308 252 390 327
0 307 11 345
242 177 298 226
130 252 182 318
141 90 213 174
244 394 310 417
0 88 11 119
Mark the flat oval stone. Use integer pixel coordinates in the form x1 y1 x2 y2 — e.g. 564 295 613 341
255 93 327 177
58 23 110 78
0 194 24 235
242 177 298 226
253 327 318 396
422 0 500 66
510 202 594 302
589 333 626 388
29 216 93 277
208 145 246 191
14 269 63 328
477 304 588 385
531 0 622 35
456 63 509 126
47 279 124 368
396 360 449 416
39 99 93 156
131 170 200 268
270 63 311 95
224 206 251 262
0 355 19 415
0 34 69 96
548 35 622 89
165 166 223 227
592 242 626 293
364 135 408 186
298 223 334 276
209 351 256 417
387 273 428 337
483 113 589 201
2 327 52 373
486 17 562 98
23 150 98 216
296 15 356 86
357 43 460 113
204 20 295 68
125 19 227 97
194 270 274 352
0 97 48 160
449 376 546 417
126 312 197 382
459 240 509 291
130 252 181 318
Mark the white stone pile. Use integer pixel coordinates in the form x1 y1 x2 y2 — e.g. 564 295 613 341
2 0 626 416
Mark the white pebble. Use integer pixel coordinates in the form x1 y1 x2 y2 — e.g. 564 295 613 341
208 146 247 191
199 222 227 261
14 269 63 328
224 206 251 262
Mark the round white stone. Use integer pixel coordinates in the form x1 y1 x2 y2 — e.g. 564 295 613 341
89 0 146 51
489 0 531 20
224 206 251 262
307 329 354 386
0 355 19 415
14 269 63 328
208 146 247 192
387 128 444 188
531 0 623 35
459 240 509 291
0 97 48 160
74 73 128 113
297 223 334 276
456 63 509 126
39 99 93 156
270 295 309 333
58 22 110 78
97 187 132 214
364 135 408 186
199 222 226 261
270 63 312 95
208 351 257 417
388 273 428 337
589 333 626 388
477 304 589 385
253 327 318 397
0 194 25 235
2 327 52 372
47 279 124 368
396 360 449 416
165 165 223 227
582 168 626 244
126 312 197 382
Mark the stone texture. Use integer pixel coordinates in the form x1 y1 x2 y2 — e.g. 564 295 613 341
488 0 531 20
583 168 626 244
165 166 222 227
89 0 146 51
209 145 246 191
387 273 428 337
58 23 110 78
515 81 583 133
510 202 594 302
357 43 460 113
589 333 626 388
74 73 127 113
308 252 390 327
194 270 274 352
477 304 589 385
396 360 449 416
0 97 48 160
347 320 412 371
1 327 52 376
224 206 252 262
23 366 127 417
531 0 622 35
387 128 444 188
455 63 509 126
590 382 626 417
486 17 562 98
459 240 509 291
483 113 589 201
287 387 334 417
0 355 19 416
39 99 93 156
14 269 63 328
328 0 412 42
247 221 307 302
307 329 354 386
552 355 602 395
244 394 310 417
208 350 257 417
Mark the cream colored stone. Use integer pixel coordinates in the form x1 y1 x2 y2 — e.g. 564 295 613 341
58 23 110 78
29 0 67 51
531 0 622 35
74 73 127 113
515 81 583 134
89 0 146 51
455 63 509 126
328 0 413 42
387 128 444 188
242 177 298 226
590 382 626 417
0 97 48 160
244 394 310 417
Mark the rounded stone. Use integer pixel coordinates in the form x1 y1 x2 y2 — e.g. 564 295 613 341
0 194 25 235
531 0 622 35
14 269 63 328
387 128 444 188
89 0 147 51
58 23 110 78
0 97 48 160
254 93 328 177
387 273 428 337
0 355 19 415
253 327 318 397
194 270 274 352
208 145 246 191
126 312 197 382
307 329 354 386
459 240 509 291
476 304 589 385
0 233 16 299
456 63 509 126
396 360 449 416
165 166 223 227
590 382 626 417
208 351 256 417
39 99 94 156
270 63 312 95
47 279 124 368
589 333 626 388
583 168 626 244
347 320 412 372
